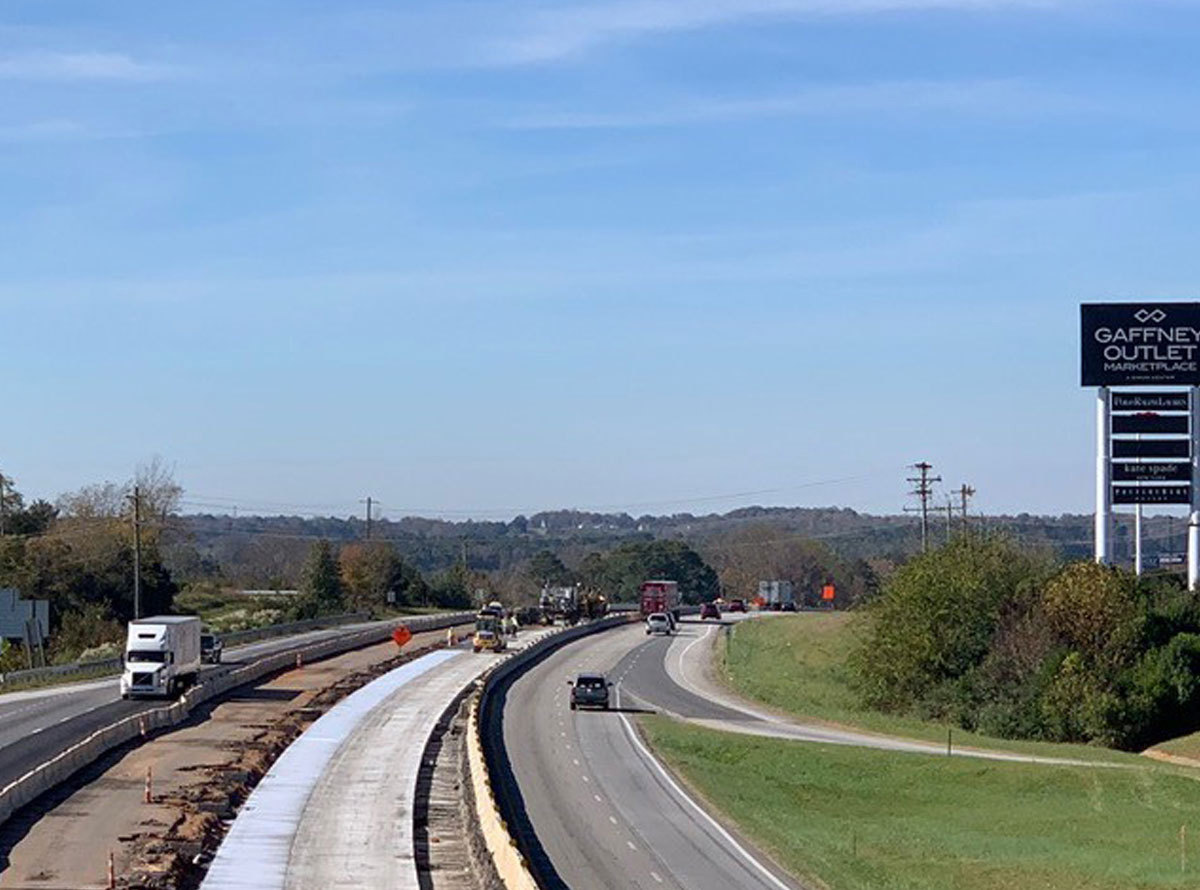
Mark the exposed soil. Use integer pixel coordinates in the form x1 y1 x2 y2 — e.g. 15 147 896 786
0 625 471 890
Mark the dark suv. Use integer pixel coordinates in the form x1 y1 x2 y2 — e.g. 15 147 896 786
200 632 223 664
700 602 720 619
569 673 612 710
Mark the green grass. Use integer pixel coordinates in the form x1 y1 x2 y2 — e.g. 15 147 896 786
643 716 1200 890
720 614 1141 764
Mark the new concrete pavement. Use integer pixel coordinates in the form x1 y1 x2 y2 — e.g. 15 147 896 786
203 629 552 890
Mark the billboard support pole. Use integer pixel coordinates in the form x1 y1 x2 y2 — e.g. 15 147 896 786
1135 504 1143 576
1190 387 1199 591
1096 386 1112 565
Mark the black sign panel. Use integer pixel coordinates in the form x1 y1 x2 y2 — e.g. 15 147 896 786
1113 439 1191 458
1082 303 1200 386
1112 391 1191 411
1112 462 1192 482
1112 414 1190 434
1112 485 1192 505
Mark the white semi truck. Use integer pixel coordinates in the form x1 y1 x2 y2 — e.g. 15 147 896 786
758 580 796 610
120 615 203 699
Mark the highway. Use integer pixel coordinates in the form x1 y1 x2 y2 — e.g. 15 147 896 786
0 618 415 797
502 619 803 890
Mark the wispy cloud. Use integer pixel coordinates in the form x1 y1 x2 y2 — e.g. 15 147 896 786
488 0 1064 64
0 119 86 143
506 78 1093 129
0 51 168 82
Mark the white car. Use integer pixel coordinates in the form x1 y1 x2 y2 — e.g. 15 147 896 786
646 612 672 636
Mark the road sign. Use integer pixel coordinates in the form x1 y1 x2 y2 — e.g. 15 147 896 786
1082 303 1200 386
821 584 835 602
1112 439 1191 459
1112 392 1190 411
1112 485 1193 505
1112 414 1190 434
1112 461 1192 482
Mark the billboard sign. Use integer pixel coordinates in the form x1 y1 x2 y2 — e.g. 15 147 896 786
1111 414 1190 435
1112 485 1192 505
1081 303 1200 386
1112 439 1191 459
1111 391 1190 411
1112 462 1192 482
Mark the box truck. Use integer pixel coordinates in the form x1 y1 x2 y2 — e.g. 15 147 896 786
120 615 203 699
639 580 681 621
758 580 796 611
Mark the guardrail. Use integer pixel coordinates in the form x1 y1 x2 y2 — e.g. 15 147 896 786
0 612 374 688
0 611 474 829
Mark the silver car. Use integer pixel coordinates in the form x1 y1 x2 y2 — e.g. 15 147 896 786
646 612 672 636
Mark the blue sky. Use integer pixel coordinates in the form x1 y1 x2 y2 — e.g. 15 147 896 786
4 0 1200 519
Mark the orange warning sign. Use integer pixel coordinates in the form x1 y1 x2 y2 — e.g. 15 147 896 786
821 584 836 602
392 626 412 648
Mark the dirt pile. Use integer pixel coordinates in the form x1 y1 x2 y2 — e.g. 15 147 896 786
119 640 452 890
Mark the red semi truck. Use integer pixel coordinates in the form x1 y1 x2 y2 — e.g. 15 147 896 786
639 580 681 620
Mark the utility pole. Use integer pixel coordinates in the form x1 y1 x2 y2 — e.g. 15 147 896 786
945 500 954 541
958 484 976 524
361 496 373 540
905 462 941 553
128 486 142 619
0 470 6 537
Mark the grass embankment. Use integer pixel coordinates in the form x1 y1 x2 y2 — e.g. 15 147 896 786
643 716 1200 890
1150 732 1200 763
720 613 1140 764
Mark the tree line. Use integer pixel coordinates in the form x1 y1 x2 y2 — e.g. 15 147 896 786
853 533 1200 750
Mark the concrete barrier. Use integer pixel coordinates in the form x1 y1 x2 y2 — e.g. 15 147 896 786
0 612 377 688
0 611 473 829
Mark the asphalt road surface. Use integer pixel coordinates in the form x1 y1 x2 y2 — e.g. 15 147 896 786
503 620 803 890
0 619 396 794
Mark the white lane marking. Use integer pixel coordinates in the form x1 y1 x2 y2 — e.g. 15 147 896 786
594 794 602 802
615 685 793 890
582 775 590 783
609 815 619 825
573 758 580 766
650 871 664 883
627 841 637 850
677 626 712 676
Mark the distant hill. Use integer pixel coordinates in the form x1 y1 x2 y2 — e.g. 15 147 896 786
163 506 1173 589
